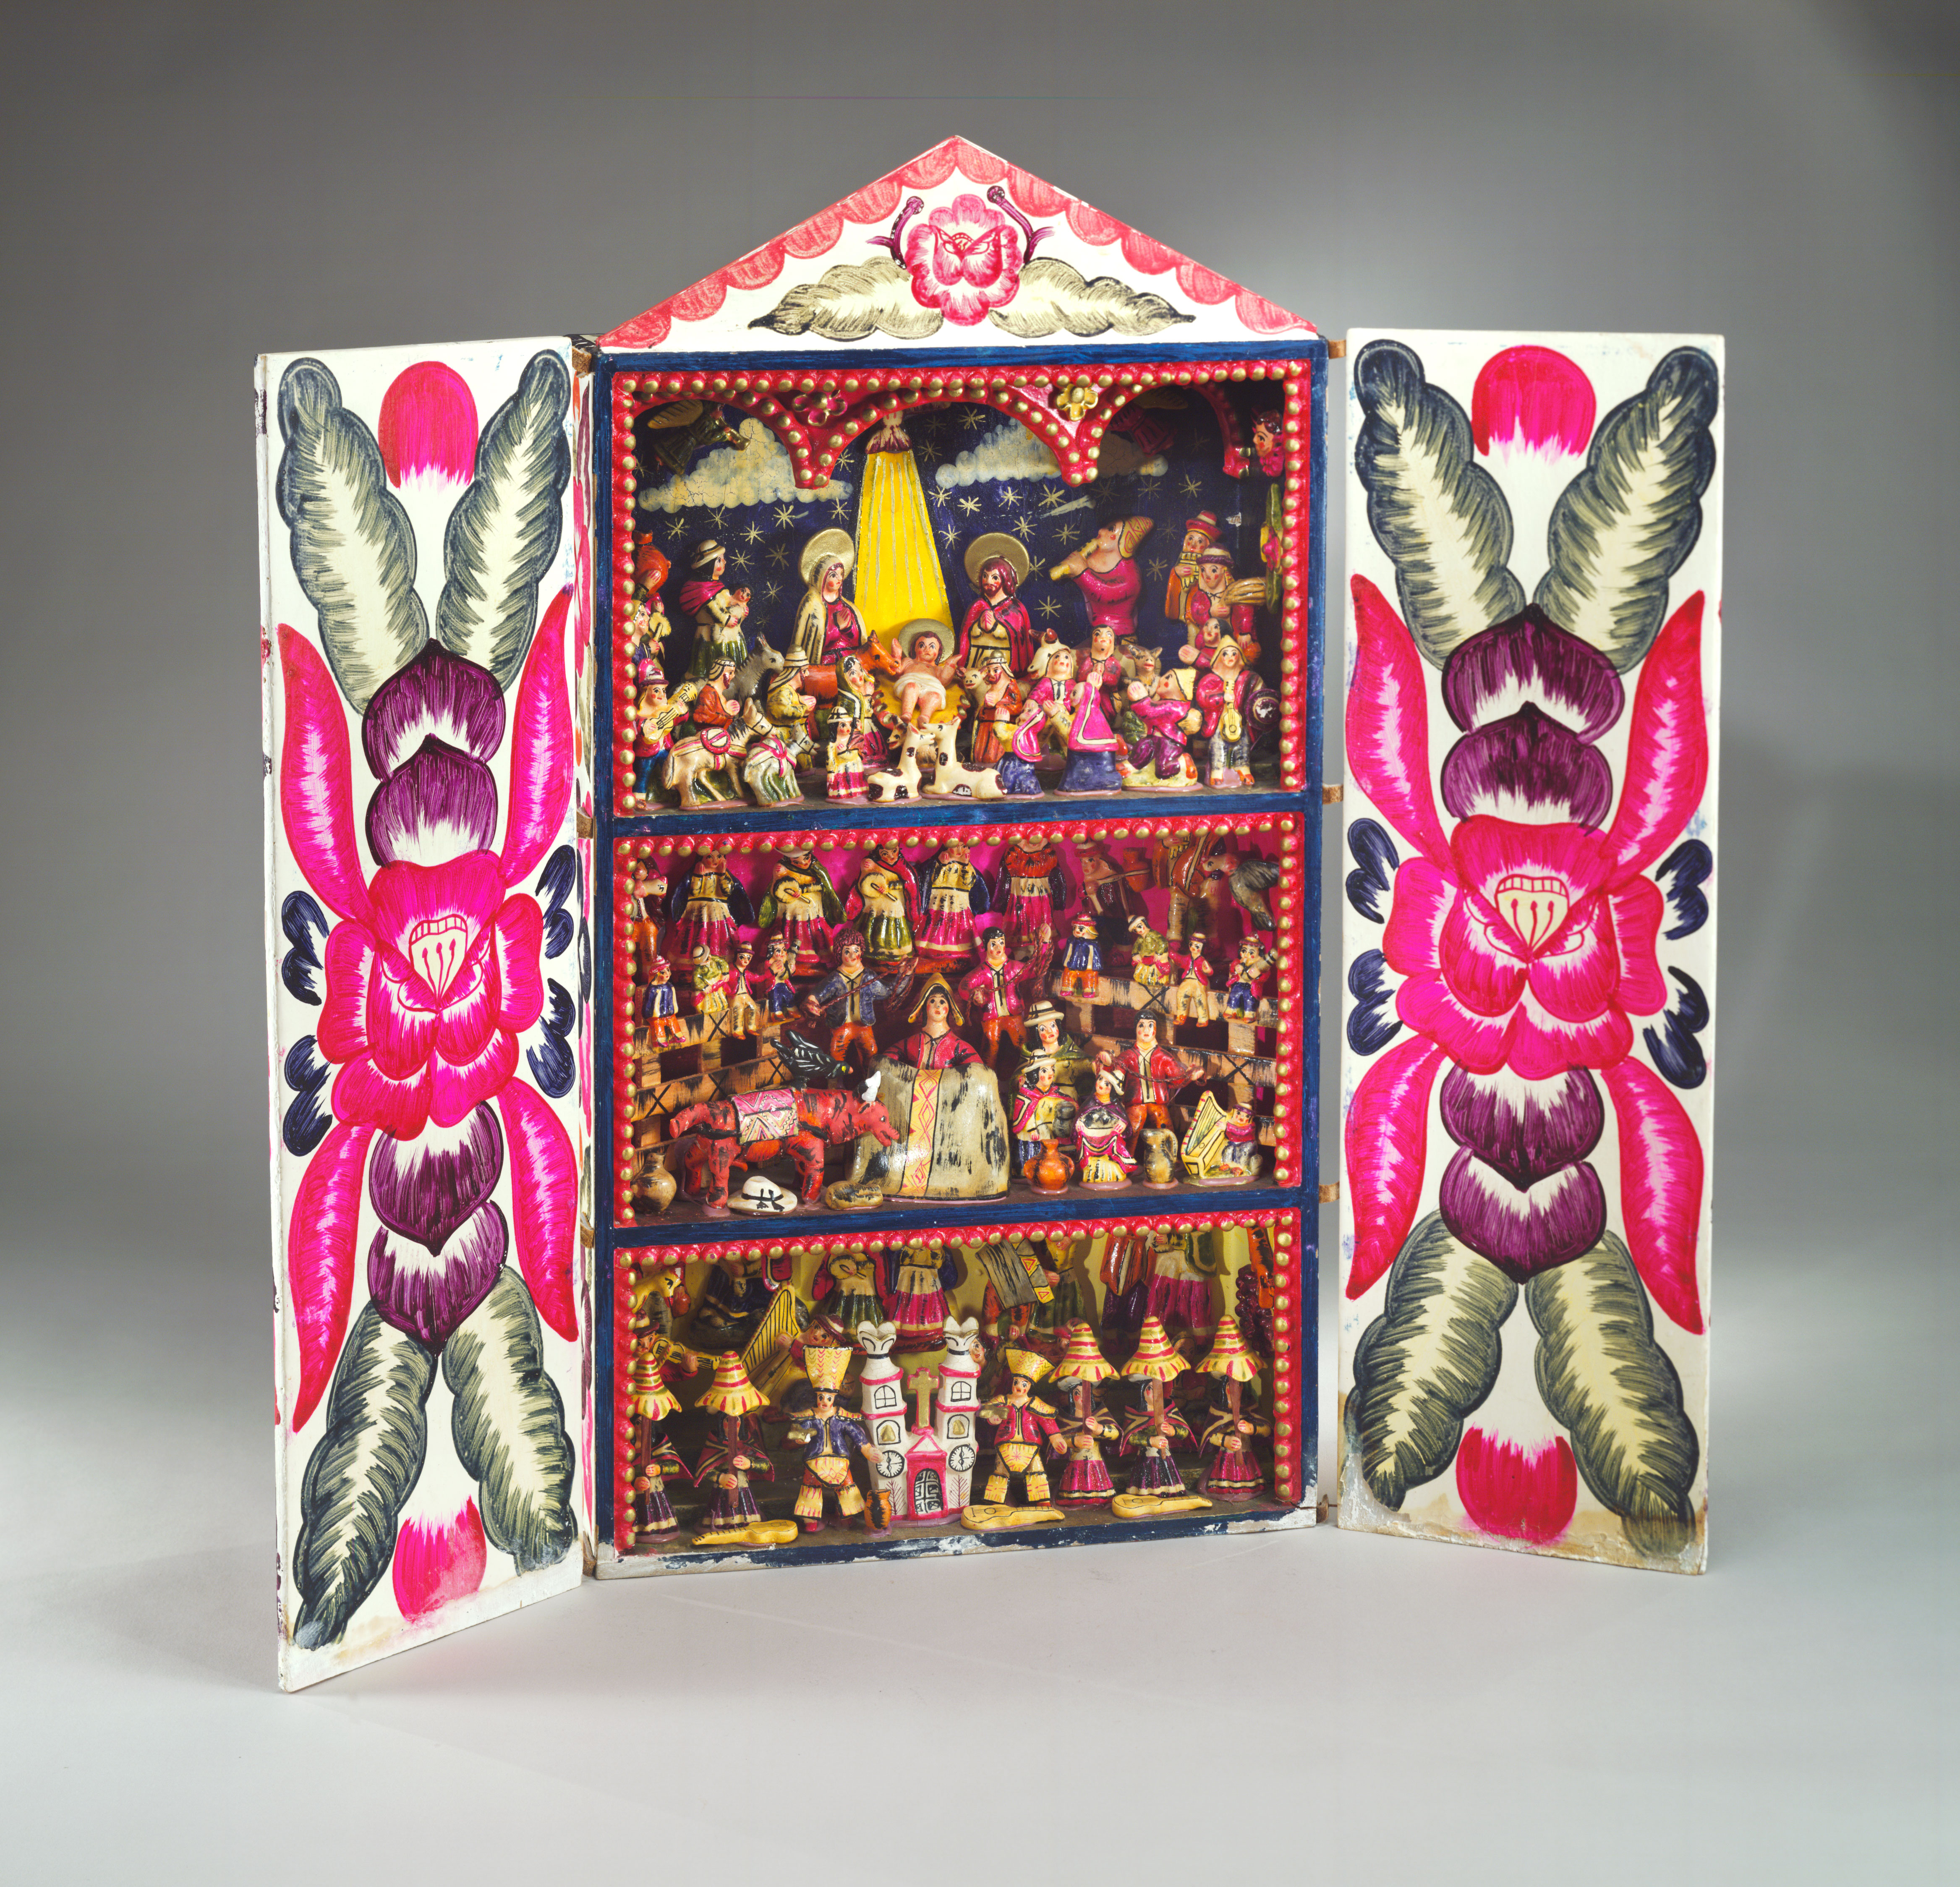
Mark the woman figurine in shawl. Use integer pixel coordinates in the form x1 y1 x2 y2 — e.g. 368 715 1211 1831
956 535 1042 677
1019 644 1126 796
1049 511 1152 646
1074 1067 1137 1189
823 651 884 800
757 844 844 977
994 649 1059 799
962 651 1023 769
884 1242 963 1352
1120 1314 1194 1496
625 539 673 682
693 1354 773 1530
679 540 750 680
894 974 981 1071
913 837 989 964
998 836 1068 964
792 528 869 669
1197 1314 1269 1502
665 853 754 975
845 839 921 973
1053 1322 1120 1506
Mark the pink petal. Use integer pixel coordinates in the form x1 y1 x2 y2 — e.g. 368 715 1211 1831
1456 1429 1578 1543
1397 974 1514 1074
433 949 498 1065
498 1081 578 1340
499 590 573 889
429 1028 519 1129
1600 1059 1706 1333
1348 577 1453 868
366 955 442 1081
367 854 507 965
332 1054 432 1139
391 1498 489 1620
278 627 373 924
1505 991 1633 1081
315 923 376 1064
1380 857 1455 980
1605 595 1709 877
1345 1036 1447 1299
1450 816 1612 911
287 1121 374 1430
1524 899 1618 1024
1471 348 1596 459
1440 896 1531 1017
491 896 546 1033
376 362 479 486
1608 877 1668 1015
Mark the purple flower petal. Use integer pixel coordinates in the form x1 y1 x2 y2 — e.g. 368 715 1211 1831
368 1106 504 1251
1439 1147 1606 1280
362 641 506 777
1440 704 1615 826
1442 608 1625 743
1438 1066 1604 1187
368 1203 507 1348
365 738 501 867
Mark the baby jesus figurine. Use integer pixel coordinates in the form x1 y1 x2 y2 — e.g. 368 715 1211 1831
888 621 964 727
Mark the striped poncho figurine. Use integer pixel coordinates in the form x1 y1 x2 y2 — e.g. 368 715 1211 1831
1197 1315 1269 1502
1121 1315 1194 1495
1053 1323 1120 1505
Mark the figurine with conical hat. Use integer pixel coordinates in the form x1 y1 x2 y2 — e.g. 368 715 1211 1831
1053 1323 1120 1505
977 1346 1067 1507
1197 1315 1269 1502
784 1343 887 1534
1121 1315 1194 1496
627 1315 700 1539
894 972 981 1071
694 1354 774 1530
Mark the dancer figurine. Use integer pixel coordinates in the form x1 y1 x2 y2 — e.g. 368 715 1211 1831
1121 1315 1193 1495
977 1347 1068 1507
1197 1315 1269 1502
1053 1323 1120 1505
694 1354 773 1530
785 1345 887 1534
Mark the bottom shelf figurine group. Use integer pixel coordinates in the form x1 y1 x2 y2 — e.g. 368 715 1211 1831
626 1310 1272 1550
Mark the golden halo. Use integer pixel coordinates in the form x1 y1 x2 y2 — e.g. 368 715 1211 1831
964 532 1031 590
799 527 855 589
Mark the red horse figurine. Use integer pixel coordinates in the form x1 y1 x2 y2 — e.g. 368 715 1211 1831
667 1077 899 1212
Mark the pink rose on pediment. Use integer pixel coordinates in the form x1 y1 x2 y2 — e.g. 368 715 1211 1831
902 193 1025 325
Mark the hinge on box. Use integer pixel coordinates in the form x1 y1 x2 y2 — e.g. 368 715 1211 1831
1322 783 1343 803
1318 1182 1341 1203
571 337 598 376
1326 338 1348 360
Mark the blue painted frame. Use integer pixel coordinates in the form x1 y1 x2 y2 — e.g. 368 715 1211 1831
589 335 1327 1560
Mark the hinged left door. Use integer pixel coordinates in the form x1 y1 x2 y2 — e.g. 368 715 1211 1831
258 336 596 1688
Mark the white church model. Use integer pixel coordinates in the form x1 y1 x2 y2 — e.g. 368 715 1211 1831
855 1318 984 1521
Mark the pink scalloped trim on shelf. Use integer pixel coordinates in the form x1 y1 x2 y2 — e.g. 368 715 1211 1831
598 136 1315 350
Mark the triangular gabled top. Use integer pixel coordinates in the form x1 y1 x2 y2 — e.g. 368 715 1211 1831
600 136 1314 354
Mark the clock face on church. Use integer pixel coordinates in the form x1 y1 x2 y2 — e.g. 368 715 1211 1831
881 1449 906 1480
948 1442 976 1473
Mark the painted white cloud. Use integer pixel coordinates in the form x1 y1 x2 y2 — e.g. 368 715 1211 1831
637 416 851 512
934 420 1062 489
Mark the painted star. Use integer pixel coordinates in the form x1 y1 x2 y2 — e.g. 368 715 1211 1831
709 504 730 530
772 504 798 530
929 483 952 505
741 519 765 545
1147 558 1168 581
959 407 988 431
760 583 779 605
828 496 851 521
957 494 982 516
1179 474 1204 499
767 543 789 568
1013 515 1035 538
1037 596 1061 620
996 484 1017 507
938 522 959 547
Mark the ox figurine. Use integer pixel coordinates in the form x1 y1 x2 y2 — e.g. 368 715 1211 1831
666 1073 899 1214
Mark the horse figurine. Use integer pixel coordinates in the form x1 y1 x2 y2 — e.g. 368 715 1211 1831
666 1072 899 1213
664 717 757 810
738 698 805 805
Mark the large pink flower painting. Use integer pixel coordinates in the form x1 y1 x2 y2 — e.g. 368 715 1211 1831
1339 335 1721 1568
268 345 582 1659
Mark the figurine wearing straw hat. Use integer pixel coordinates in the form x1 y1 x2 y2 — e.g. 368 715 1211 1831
956 533 1040 677
1197 1315 1270 1501
784 1344 888 1533
693 1354 774 1530
977 1346 1068 1507
792 528 870 669
1053 1323 1121 1505
1120 1315 1195 1496
627 1315 701 1539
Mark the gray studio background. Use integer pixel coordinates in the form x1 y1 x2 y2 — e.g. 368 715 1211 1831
1 1 1952 1879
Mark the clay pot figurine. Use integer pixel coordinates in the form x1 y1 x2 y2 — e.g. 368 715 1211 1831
1136 1123 1179 1188
1030 1139 1076 1194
